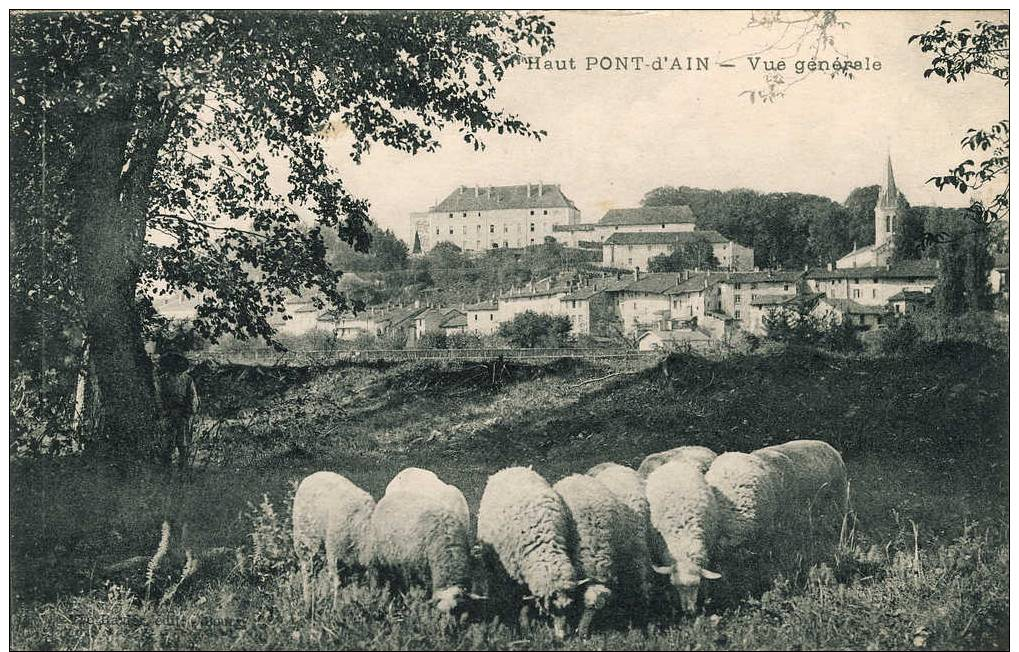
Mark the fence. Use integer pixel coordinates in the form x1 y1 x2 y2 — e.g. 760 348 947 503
192 341 728 366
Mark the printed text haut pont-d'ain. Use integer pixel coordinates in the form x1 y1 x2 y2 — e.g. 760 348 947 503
525 55 882 74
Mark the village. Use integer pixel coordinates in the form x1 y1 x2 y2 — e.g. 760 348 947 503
187 155 1006 353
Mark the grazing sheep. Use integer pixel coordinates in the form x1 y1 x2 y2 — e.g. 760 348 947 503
554 474 651 637
292 471 375 611
362 483 479 615
477 466 583 640
638 445 718 478
587 462 653 556
384 467 471 526
704 452 781 551
645 459 723 614
751 440 848 529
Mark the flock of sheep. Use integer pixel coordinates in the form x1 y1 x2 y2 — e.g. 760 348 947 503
292 439 848 640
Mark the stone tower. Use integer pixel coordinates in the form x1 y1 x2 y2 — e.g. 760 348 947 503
874 155 902 249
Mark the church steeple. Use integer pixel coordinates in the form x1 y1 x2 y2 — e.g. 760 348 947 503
874 154 903 248
878 154 899 209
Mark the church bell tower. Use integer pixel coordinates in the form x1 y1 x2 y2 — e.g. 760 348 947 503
874 155 901 250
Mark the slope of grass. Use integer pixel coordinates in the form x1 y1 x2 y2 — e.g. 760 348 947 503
10 343 1009 649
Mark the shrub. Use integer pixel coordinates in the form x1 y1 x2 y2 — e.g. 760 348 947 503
237 494 295 585
417 331 449 349
879 316 921 356
497 310 572 348
447 332 483 349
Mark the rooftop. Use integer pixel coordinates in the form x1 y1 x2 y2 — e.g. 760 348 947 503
722 270 805 284
603 230 729 246
808 260 940 280
552 223 595 232
818 297 889 315
599 205 696 226
638 328 712 343
887 290 934 302
430 183 577 212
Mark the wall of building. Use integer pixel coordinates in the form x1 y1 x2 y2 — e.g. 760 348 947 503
718 280 798 324
616 290 671 333
807 276 937 306
413 205 581 253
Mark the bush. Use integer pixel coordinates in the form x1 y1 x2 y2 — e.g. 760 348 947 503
417 331 449 349
879 316 921 356
447 332 483 349
497 310 572 348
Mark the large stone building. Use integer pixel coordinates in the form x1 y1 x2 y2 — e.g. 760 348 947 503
411 183 581 253
602 230 754 272
837 155 905 269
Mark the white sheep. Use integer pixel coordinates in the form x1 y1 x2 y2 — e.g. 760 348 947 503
292 471 376 611
638 445 718 478
384 467 471 526
587 462 652 555
645 459 723 615
703 451 781 551
751 440 849 554
362 480 480 615
477 466 582 640
553 473 651 637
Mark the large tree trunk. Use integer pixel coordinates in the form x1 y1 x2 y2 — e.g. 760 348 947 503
71 96 168 461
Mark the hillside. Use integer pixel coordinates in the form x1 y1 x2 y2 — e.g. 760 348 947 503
10 344 1009 649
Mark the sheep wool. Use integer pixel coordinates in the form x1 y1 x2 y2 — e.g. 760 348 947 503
752 440 849 534
384 467 471 526
292 471 376 609
638 445 718 478
554 474 651 635
363 490 472 613
645 459 722 613
704 452 782 550
587 462 652 554
477 466 579 639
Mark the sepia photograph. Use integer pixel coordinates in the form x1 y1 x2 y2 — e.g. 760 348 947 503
8 8 1010 650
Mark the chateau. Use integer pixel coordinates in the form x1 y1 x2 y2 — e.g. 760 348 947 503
411 183 581 253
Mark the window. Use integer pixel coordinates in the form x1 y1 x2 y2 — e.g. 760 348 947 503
735 295 741 304
784 285 789 291
853 289 860 299
449 228 454 234
474 314 478 321
751 283 758 290
435 228 440 235
490 314 493 321
543 210 548 215
448 213 453 218
490 225 495 233
872 289 876 298
734 283 741 290
529 223 535 232
530 210 535 216
462 212 467 217
735 310 741 319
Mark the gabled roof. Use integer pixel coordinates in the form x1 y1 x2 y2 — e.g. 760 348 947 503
808 260 940 280
465 301 499 311
599 205 696 226
561 287 604 301
440 312 467 329
431 184 576 212
603 230 729 246
622 272 685 294
887 290 933 302
665 272 730 296
722 270 804 284
638 328 712 343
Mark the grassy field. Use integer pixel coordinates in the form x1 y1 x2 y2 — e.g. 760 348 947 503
10 343 1009 650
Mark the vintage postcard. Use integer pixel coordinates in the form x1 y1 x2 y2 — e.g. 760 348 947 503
9 9 1009 651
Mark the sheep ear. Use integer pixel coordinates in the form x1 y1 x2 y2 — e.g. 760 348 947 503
575 578 592 587
468 593 489 601
522 595 539 603
700 567 722 580
652 565 673 575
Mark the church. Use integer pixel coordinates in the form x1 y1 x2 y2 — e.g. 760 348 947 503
836 155 905 269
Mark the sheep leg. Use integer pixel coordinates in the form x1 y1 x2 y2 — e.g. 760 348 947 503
298 555 314 618
325 547 341 610
519 603 533 630
577 607 596 638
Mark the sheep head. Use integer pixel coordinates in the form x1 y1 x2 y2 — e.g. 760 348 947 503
653 559 721 614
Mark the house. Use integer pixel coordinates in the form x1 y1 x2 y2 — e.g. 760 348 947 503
744 293 802 336
497 279 572 323
836 155 905 269
812 297 889 330
592 205 697 242
612 272 685 333
411 183 581 253
665 272 727 326
601 230 753 271
888 290 934 315
637 328 712 352
717 270 804 326
465 301 500 335
415 307 467 340
805 260 939 307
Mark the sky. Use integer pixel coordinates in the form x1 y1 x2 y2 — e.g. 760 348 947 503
319 10 1008 244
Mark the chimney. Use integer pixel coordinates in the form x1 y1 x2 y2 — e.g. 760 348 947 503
487 186 492 198
474 186 479 198
683 269 690 281
459 186 464 196
827 262 833 272
852 240 857 251
526 184 532 198
414 299 420 308
539 182 544 196
633 268 640 281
